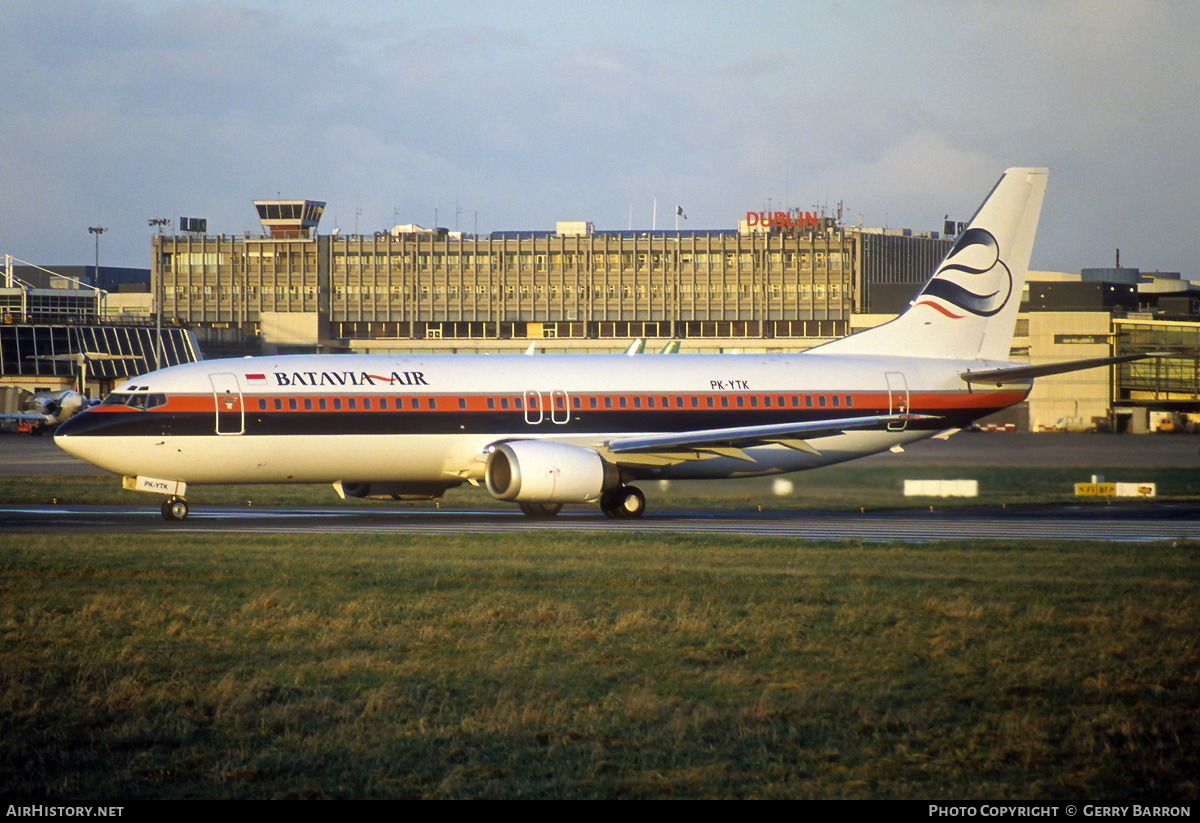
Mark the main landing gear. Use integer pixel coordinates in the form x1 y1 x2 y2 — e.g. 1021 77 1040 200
518 501 563 518
161 496 189 521
600 485 646 519
514 485 647 519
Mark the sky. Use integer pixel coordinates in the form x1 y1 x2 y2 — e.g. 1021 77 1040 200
2 0 1197 276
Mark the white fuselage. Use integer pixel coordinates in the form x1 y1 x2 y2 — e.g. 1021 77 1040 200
54 351 1028 487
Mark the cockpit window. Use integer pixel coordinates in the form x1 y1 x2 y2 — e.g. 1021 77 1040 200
98 392 167 410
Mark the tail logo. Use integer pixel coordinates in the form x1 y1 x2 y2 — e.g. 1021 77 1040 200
914 227 1011 319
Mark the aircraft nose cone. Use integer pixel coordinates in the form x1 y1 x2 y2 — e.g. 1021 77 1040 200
53 413 86 438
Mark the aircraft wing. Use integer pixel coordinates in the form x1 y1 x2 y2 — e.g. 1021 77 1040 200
961 352 1167 386
0 412 52 423
598 413 934 466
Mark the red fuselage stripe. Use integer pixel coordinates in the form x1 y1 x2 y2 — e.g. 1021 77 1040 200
93 389 1029 415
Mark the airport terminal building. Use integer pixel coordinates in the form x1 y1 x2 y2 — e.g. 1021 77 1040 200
153 200 950 353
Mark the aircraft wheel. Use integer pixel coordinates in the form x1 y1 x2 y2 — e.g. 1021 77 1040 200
601 485 645 519
519 501 563 518
161 496 189 521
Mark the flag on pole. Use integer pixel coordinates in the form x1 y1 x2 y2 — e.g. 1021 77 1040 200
676 205 687 219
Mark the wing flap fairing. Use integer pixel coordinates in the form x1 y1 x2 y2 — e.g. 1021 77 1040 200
604 413 933 457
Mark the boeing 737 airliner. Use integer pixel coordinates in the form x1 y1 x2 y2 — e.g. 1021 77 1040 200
54 168 1149 521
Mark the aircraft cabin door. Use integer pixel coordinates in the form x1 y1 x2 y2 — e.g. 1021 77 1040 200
885 371 909 431
550 390 570 424
210 372 245 435
523 390 543 425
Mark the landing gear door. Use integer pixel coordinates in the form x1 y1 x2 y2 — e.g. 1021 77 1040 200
885 371 909 431
209 372 245 435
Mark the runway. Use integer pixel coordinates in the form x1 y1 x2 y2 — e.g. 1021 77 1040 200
2 501 1197 542
2 431 1197 541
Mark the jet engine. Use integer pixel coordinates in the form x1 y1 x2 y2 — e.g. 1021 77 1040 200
484 440 618 503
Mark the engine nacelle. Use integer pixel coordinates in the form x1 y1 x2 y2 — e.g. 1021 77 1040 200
484 440 618 503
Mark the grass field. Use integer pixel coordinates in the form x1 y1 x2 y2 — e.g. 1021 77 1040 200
1 531 1197 799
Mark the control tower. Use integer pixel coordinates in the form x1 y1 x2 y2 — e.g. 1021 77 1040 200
253 199 326 238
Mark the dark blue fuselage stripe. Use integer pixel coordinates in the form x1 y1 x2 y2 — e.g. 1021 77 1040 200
58 405 1005 438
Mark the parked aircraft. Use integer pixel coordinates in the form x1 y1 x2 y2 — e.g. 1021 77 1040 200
2 352 145 434
2 389 91 435
54 168 1151 521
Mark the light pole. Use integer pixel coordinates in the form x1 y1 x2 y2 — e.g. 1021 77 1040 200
148 219 170 369
88 225 107 321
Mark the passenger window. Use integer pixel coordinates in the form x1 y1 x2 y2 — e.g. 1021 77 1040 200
274 398 283 411
258 399 268 411
333 398 343 410
304 398 313 410
429 399 438 410
319 398 328 410
288 398 298 410
845 396 854 407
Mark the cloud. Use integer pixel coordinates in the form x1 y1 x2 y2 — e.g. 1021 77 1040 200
817 133 1000 226
0 0 1196 277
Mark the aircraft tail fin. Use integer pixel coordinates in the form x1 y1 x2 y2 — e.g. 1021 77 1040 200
815 167 1049 361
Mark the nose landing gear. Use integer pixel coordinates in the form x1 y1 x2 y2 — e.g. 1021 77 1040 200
161 496 190 521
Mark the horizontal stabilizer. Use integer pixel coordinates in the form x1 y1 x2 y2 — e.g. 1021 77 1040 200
961 352 1167 385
